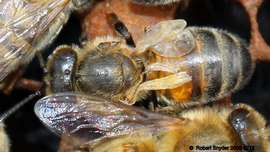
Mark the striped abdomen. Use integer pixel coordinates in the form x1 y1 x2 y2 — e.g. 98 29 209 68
149 27 253 104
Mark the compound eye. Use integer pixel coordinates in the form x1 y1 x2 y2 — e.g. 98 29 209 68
229 108 250 133
229 105 265 151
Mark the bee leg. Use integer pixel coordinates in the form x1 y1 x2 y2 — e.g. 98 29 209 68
152 92 181 113
0 65 27 95
158 93 178 107
147 91 158 111
36 51 48 73
132 72 191 102
107 13 136 48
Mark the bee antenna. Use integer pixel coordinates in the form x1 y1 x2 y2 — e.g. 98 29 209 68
0 91 42 122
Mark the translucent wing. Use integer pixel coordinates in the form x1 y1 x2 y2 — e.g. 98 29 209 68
34 92 186 149
136 19 195 57
0 0 70 81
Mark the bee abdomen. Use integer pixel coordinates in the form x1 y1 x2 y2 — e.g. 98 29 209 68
187 27 253 101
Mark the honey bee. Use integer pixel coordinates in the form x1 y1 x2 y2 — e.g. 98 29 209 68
45 18 254 108
34 92 270 151
0 0 93 93
0 91 40 152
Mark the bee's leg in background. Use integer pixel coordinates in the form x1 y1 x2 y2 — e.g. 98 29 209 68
36 51 48 73
107 13 136 48
151 91 181 114
146 91 158 112
0 65 27 95
133 72 191 102
13 78 43 92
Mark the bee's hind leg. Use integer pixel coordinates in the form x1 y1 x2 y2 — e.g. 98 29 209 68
133 72 191 102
